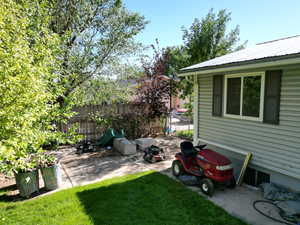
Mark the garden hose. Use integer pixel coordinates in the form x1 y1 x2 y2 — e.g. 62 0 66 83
253 200 299 225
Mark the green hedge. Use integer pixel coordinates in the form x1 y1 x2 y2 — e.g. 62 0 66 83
176 130 193 140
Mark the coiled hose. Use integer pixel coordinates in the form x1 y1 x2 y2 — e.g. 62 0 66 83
253 200 299 225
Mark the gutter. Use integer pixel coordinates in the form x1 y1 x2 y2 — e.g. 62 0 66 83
178 55 300 76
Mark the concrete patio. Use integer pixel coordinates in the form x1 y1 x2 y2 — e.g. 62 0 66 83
58 136 282 225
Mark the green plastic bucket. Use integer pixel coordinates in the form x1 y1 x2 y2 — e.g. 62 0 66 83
15 170 39 198
41 164 61 190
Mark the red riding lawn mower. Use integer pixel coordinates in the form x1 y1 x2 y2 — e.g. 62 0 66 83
172 141 236 196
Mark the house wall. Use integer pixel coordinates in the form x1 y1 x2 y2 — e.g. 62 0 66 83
195 65 300 191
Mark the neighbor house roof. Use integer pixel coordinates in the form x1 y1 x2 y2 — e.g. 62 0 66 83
180 35 300 75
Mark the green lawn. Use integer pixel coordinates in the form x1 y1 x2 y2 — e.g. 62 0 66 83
0 171 248 225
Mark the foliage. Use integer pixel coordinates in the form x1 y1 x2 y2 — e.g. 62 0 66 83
166 9 246 116
136 41 171 121
182 9 246 65
59 123 83 145
74 78 134 106
183 98 194 120
136 76 170 120
89 41 172 138
68 60 142 107
92 106 150 139
49 0 147 107
37 152 57 168
140 40 170 78
42 124 82 150
0 0 61 174
164 46 190 76
176 130 193 140
0 152 39 174
0 0 145 174
73 60 144 106
0 171 248 225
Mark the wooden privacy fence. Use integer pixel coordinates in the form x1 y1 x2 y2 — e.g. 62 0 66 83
59 104 166 141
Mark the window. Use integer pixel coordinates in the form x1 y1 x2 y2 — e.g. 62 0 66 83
224 72 265 121
244 168 270 187
212 70 281 124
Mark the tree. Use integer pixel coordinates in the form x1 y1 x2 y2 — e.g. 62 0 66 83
166 9 246 116
73 62 142 106
182 9 246 65
165 46 190 76
0 0 61 173
74 78 135 105
136 41 171 120
49 0 147 107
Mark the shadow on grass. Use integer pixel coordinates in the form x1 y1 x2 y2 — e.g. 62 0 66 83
0 184 21 202
77 171 247 225
0 184 52 203
0 184 16 194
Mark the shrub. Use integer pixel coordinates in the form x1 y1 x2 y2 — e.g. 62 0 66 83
93 110 150 139
176 130 193 140
0 0 60 175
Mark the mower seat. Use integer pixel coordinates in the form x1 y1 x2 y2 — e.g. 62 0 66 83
180 141 198 157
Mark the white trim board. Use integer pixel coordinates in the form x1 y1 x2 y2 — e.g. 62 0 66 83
178 56 300 77
193 75 199 145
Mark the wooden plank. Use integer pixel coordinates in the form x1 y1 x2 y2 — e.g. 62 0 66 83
237 152 253 185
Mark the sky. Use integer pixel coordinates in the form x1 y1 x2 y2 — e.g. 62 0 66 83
123 0 300 49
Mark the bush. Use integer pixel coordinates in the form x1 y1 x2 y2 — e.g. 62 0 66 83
176 130 193 140
93 111 148 139
92 103 168 139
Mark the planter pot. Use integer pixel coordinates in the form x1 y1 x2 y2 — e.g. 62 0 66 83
41 164 61 190
15 170 39 198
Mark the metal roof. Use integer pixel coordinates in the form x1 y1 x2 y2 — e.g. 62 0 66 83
180 35 300 73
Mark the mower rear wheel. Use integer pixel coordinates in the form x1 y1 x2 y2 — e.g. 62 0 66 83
200 178 214 196
143 153 150 162
172 160 184 177
143 154 156 163
150 156 156 163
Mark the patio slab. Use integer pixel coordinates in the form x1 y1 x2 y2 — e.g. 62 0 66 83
59 136 282 225
59 136 181 187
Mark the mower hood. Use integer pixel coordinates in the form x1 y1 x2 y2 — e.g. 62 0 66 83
199 149 231 166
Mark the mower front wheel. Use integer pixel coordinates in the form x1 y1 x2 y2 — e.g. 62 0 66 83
172 160 184 177
200 178 214 196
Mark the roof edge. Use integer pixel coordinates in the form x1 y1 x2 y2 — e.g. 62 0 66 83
178 53 300 76
256 34 300 45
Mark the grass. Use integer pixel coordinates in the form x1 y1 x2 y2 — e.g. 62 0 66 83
176 129 193 140
0 171 248 225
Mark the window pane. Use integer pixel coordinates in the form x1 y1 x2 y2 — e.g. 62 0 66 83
242 76 261 117
227 77 241 115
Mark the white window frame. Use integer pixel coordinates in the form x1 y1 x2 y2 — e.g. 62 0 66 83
223 72 265 121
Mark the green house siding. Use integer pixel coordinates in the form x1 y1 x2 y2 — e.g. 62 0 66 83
196 66 300 182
